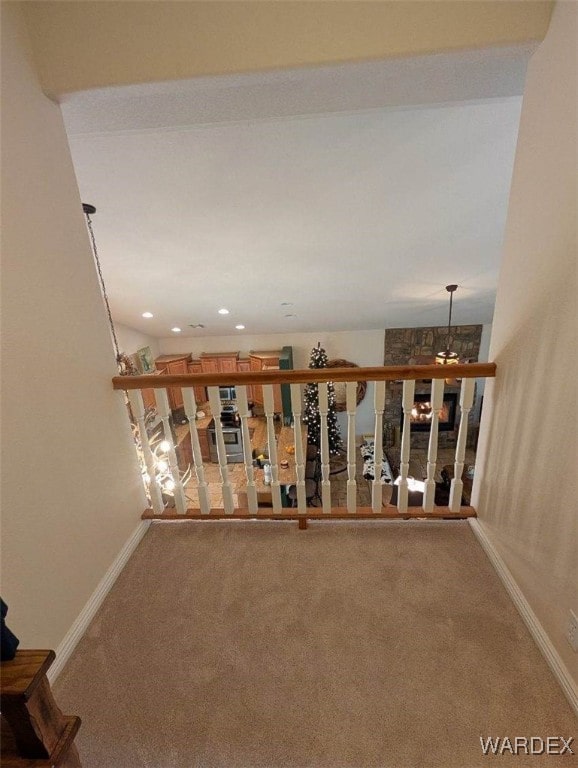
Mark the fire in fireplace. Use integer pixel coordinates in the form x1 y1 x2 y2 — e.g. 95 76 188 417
402 392 458 432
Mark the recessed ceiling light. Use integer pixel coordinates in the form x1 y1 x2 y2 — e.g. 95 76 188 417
171 327 182 333
218 308 229 315
235 324 245 330
142 311 153 318
281 302 293 307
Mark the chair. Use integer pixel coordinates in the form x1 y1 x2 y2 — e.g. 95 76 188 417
287 479 319 507
306 444 319 461
305 459 318 479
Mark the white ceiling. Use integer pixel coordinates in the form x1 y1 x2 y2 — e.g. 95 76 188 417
62 47 529 338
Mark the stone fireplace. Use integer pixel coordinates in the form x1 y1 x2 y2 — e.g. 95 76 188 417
383 325 482 448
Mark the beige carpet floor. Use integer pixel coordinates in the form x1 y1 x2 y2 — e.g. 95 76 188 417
54 521 576 768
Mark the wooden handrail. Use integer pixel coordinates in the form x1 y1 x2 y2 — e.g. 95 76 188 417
112 362 496 390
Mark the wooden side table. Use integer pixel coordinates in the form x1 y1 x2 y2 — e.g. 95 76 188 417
1 650 81 767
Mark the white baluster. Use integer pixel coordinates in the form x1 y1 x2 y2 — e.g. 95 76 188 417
236 385 258 514
128 389 164 514
423 379 444 513
449 377 475 513
207 386 235 514
372 381 385 513
263 385 282 513
182 388 211 514
154 388 187 514
318 384 332 513
397 380 416 514
346 381 357 513
290 384 307 513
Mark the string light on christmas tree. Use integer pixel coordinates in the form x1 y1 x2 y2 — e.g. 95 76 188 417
303 342 343 455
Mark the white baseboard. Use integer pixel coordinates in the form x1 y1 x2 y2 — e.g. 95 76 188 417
469 518 578 716
48 520 151 683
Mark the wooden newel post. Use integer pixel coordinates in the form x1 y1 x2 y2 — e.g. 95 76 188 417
1 650 82 767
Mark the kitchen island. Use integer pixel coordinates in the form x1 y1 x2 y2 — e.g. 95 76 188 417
236 422 307 508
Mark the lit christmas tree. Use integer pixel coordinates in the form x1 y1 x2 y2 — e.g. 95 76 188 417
303 343 342 455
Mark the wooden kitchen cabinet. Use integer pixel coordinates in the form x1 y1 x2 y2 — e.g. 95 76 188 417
154 353 192 411
142 387 156 411
140 370 162 411
250 351 282 412
176 431 192 471
237 358 252 401
199 356 219 374
200 352 239 376
175 422 210 469
175 411 212 470
187 359 207 405
220 357 238 374
197 427 210 462
199 352 239 399
251 352 279 367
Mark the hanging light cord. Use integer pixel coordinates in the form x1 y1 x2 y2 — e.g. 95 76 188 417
83 205 122 362
443 283 458 359
446 289 454 355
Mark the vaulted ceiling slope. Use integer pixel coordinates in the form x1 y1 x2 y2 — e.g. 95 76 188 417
62 50 527 337
26 0 551 96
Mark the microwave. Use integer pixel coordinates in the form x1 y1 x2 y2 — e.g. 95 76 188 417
219 386 236 401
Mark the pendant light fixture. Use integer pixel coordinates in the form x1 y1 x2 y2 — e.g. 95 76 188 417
435 284 460 366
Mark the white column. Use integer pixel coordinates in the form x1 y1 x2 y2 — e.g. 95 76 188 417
449 377 475 513
290 383 307 513
127 389 164 514
263 385 282 513
318 383 331 513
236 385 258 514
423 378 444 513
154 388 187 514
397 379 416 514
346 381 358 513
372 381 386 513
207 386 235 514
182 388 211 514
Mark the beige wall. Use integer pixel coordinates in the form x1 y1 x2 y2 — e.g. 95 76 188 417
116 323 160 360
21 1 553 97
0 5 146 650
474 2 577 681
160 329 384 435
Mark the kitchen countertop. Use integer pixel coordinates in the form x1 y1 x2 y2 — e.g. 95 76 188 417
242 422 307 489
173 403 213 445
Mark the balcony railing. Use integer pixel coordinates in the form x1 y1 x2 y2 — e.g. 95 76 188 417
112 363 495 526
